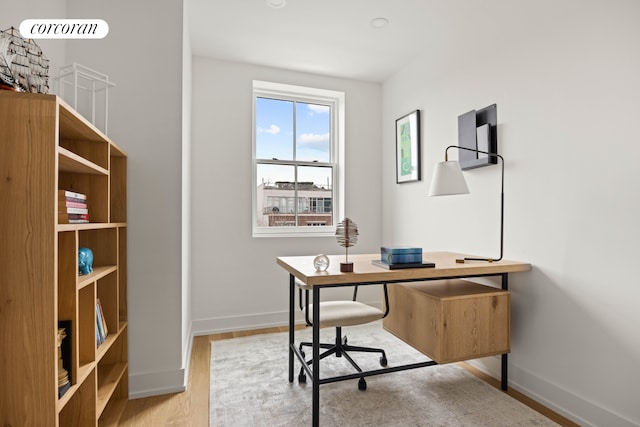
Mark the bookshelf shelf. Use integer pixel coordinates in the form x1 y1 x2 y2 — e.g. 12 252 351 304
57 382 77 412
96 326 122 360
77 361 95 385
97 361 128 415
58 146 109 175
98 397 128 427
58 222 124 232
0 91 128 427
78 265 118 289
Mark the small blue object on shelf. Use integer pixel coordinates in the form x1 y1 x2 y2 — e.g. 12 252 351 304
78 247 93 275
381 246 422 264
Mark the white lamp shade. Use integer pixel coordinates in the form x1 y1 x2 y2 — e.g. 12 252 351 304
428 161 470 196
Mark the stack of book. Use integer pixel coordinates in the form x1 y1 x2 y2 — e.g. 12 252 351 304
58 190 89 224
96 299 108 347
372 246 435 269
381 246 423 265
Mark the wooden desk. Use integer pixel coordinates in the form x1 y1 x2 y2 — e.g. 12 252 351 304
277 251 531 427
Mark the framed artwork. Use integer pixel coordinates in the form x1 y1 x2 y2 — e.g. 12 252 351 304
395 110 421 183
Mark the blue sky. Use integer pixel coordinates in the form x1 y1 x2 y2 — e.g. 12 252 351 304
256 97 332 187
256 97 330 162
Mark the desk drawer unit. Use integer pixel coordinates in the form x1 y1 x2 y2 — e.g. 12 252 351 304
383 279 510 364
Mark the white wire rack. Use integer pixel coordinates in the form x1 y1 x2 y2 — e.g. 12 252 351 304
54 63 115 135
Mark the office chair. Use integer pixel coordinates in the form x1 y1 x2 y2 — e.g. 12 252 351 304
296 279 389 390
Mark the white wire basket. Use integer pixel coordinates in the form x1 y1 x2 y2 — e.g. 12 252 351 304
54 63 116 135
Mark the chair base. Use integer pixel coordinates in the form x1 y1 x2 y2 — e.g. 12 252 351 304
298 326 387 390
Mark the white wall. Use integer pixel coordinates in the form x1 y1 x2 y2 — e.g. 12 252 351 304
190 57 383 333
182 0 194 382
381 1 640 426
64 0 187 397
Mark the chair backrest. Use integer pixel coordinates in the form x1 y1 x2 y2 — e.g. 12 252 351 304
296 279 389 326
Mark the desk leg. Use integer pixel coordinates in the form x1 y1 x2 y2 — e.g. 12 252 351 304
312 285 320 427
501 354 508 391
501 273 509 391
289 274 295 383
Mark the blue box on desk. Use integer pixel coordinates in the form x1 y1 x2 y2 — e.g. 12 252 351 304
381 246 423 264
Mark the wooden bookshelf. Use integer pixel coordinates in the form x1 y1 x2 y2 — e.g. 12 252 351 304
0 91 128 426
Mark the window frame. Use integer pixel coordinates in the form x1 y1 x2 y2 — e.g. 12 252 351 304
252 80 345 237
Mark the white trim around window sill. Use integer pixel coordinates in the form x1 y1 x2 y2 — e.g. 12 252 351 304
252 226 337 238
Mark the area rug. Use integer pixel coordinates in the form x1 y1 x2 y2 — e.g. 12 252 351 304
210 321 558 426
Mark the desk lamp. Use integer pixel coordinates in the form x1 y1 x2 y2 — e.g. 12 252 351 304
428 145 504 263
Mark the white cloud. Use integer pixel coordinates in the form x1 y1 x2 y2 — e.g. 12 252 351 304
258 124 280 135
299 132 329 144
307 104 330 114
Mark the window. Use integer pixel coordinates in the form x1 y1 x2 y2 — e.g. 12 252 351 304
252 81 345 237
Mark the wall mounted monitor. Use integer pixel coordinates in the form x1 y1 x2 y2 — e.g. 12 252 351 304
458 104 498 170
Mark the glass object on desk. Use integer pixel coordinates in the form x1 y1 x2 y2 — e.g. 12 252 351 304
313 254 330 271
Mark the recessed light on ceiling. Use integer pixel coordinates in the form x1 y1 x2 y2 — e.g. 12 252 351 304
370 17 389 29
266 0 286 9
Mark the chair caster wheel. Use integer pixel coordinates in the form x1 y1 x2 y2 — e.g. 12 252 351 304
298 373 306 384
358 378 367 391
380 356 388 367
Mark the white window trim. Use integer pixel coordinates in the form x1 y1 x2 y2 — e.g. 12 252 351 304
252 80 345 237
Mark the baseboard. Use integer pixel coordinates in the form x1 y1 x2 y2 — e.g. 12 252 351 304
192 310 290 335
468 358 638 427
129 322 194 399
192 300 384 336
129 368 187 399
182 321 194 389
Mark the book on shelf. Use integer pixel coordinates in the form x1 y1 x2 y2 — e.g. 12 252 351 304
96 299 108 347
59 199 87 209
58 213 89 224
58 207 88 215
58 189 87 200
96 304 105 347
98 299 108 336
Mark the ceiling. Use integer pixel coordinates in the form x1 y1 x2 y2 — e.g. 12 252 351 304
187 0 462 83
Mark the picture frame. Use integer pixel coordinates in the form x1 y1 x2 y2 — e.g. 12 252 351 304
395 110 421 183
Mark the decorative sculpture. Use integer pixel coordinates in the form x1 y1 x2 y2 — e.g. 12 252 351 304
78 247 94 275
0 27 50 93
335 218 358 272
313 254 330 272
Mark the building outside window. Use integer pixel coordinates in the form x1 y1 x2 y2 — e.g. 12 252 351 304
252 81 345 237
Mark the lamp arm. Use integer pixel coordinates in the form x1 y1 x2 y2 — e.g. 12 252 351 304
444 145 504 193
444 145 504 262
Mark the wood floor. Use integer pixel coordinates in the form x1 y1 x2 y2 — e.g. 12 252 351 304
117 326 289 426
118 325 578 427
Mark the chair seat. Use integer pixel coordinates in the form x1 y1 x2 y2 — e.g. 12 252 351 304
310 301 384 327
